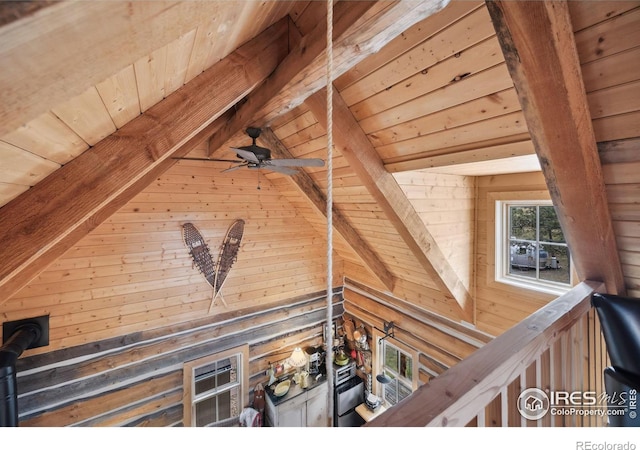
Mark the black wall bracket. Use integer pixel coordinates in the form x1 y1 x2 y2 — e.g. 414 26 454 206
2 315 49 349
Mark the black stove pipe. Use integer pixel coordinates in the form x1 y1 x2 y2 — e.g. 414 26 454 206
0 324 41 427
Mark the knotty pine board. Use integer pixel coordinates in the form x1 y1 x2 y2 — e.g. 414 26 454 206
334 0 484 91
568 1 640 32
573 6 640 65
357 63 515 134
349 36 506 122
50 86 117 146
0 139 59 185
338 5 496 107
1 111 88 164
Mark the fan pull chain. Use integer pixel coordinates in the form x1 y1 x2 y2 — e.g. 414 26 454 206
325 0 335 421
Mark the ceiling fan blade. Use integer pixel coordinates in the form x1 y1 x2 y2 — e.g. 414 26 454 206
173 157 243 163
221 164 246 173
230 148 260 164
266 165 298 175
268 158 325 167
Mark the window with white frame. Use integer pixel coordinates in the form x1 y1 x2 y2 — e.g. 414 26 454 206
183 345 249 427
495 200 572 295
379 340 416 406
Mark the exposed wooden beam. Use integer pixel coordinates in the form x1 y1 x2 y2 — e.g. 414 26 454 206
260 127 396 291
0 20 289 305
488 0 626 295
385 139 535 173
208 0 451 154
306 86 474 322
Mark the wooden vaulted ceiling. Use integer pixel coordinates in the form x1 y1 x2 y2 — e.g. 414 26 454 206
1 1 638 324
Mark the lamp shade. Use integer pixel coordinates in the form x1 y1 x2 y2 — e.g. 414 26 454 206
289 347 307 368
376 373 392 384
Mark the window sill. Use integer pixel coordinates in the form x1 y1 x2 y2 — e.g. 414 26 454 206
496 276 571 297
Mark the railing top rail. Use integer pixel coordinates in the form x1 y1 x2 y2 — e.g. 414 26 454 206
366 280 604 427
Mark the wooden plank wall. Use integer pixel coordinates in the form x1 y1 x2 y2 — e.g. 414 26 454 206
394 171 475 295
474 171 557 336
343 279 493 383
2 140 340 355
15 290 342 426
570 2 640 297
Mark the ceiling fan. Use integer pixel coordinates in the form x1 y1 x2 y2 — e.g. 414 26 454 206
174 127 325 175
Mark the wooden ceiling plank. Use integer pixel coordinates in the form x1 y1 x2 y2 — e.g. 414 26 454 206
260 127 395 291
134 46 168 113
0 1 234 137
339 4 496 107
306 86 473 322
573 6 640 65
350 36 506 123
1 112 88 165
370 88 523 147
487 0 626 295
95 66 142 130
0 19 289 306
0 182 28 206
568 1 640 32
358 62 514 134
376 110 529 161
0 140 60 185
51 86 117 146
334 0 484 92
164 29 197 96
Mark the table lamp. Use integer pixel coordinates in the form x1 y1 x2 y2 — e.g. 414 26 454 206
289 347 308 383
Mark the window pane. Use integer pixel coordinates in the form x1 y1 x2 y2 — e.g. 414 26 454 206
383 378 398 405
384 346 399 373
194 357 237 395
398 381 412 402
195 390 232 427
509 206 536 240
509 241 542 276
539 244 571 284
400 353 412 381
539 206 564 243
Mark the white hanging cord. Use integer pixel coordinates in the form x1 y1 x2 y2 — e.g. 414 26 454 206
325 0 335 424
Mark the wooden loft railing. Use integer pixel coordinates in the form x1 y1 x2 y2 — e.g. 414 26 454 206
366 281 609 427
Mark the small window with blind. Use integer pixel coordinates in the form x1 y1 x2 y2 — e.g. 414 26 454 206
183 345 249 427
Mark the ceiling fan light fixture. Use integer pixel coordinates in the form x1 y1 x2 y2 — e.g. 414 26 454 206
173 127 325 175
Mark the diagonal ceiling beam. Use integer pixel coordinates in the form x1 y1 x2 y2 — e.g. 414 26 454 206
306 86 474 322
0 19 289 305
487 0 626 295
208 0 451 155
260 127 396 291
